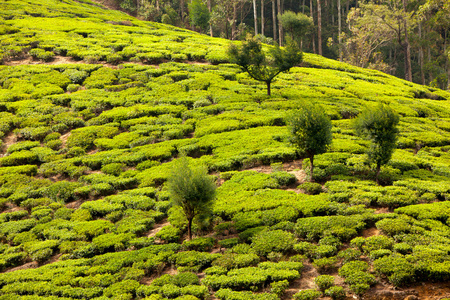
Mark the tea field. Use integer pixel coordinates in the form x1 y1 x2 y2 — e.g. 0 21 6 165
1 0 450 299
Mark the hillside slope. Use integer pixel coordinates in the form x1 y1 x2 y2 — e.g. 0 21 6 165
1 1 450 300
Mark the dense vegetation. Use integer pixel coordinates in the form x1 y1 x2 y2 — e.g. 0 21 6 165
112 0 450 90
1 0 450 299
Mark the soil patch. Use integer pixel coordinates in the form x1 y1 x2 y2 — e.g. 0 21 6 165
362 227 380 238
147 219 170 238
1 132 17 155
4 261 38 273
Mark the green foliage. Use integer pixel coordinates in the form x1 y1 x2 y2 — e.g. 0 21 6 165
314 275 334 291
299 182 323 195
287 103 332 181
279 11 313 46
228 36 302 95
167 157 216 239
251 229 296 256
324 286 346 300
293 289 322 300
354 104 400 182
188 0 210 32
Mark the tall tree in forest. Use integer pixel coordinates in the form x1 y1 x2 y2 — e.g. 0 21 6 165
277 0 283 46
310 0 316 54
253 0 258 35
261 0 265 36
340 5 393 69
342 1 416 81
272 0 277 43
317 0 322 55
419 0 450 89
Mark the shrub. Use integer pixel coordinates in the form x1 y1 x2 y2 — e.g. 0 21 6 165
293 289 321 300
362 235 394 254
271 280 289 296
183 237 215 252
101 163 125 176
218 238 239 249
299 182 322 195
314 275 334 291
312 256 337 273
338 261 369 278
251 230 296 256
324 286 346 300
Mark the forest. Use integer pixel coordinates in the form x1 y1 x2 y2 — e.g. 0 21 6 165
115 0 450 90
1 0 450 299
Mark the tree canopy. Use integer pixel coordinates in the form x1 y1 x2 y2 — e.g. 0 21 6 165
228 36 302 95
167 157 217 240
287 103 332 182
354 104 400 184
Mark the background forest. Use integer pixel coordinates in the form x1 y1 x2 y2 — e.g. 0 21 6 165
115 0 450 90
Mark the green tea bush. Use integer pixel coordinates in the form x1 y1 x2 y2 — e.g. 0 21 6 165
251 230 296 256
373 255 415 287
312 256 337 273
182 237 215 252
295 215 365 242
212 253 260 270
314 275 334 291
293 289 321 300
324 286 346 300
215 289 279 300
299 182 323 195
29 48 55 61
270 280 289 296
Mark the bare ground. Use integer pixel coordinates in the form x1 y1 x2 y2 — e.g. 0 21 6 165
1 132 17 155
147 219 170 238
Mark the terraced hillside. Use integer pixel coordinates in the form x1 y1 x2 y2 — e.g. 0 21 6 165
1 0 450 299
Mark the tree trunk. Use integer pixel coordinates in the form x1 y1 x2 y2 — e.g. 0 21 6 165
231 3 238 40
338 0 342 61
208 0 213 37
317 0 322 55
418 22 425 85
402 0 412 82
266 81 271 96
310 0 316 54
277 0 283 46
180 0 185 23
445 29 450 89
252 0 258 36
261 0 265 36
376 162 381 185
187 217 193 240
310 155 315 182
428 46 433 83
272 0 277 43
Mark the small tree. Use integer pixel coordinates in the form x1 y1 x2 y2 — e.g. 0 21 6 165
228 35 303 95
354 104 399 184
288 103 332 182
167 157 216 240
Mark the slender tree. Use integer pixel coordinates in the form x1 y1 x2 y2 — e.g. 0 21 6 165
287 102 332 182
167 157 216 240
354 104 400 184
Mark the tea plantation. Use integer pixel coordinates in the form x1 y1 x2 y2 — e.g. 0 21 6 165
1 0 450 299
